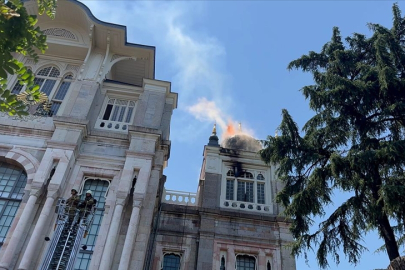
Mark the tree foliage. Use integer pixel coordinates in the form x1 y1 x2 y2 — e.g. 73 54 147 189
0 0 55 116
260 4 405 268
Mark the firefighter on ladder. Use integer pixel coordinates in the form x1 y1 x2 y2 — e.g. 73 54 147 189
65 188 80 223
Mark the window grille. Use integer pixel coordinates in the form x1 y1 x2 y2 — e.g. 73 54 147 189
0 162 27 247
43 28 76 40
162 253 181 270
236 255 256 270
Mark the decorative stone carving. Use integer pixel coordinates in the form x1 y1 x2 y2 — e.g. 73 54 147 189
43 28 77 40
65 64 80 73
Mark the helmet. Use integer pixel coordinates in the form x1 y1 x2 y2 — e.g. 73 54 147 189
86 190 93 196
71 189 78 194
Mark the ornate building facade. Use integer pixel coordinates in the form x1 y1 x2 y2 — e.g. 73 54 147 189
0 1 296 269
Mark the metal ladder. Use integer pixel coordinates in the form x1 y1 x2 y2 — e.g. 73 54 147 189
40 199 95 270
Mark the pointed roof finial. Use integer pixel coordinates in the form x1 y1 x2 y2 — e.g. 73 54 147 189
208 122 219 147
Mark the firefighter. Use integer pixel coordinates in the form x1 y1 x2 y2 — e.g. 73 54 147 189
78 190 96 220
65 188 80 220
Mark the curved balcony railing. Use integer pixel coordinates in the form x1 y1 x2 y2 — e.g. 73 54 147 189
162 189 197 206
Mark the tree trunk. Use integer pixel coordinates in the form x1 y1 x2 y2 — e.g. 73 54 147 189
387 256 405 270
377 214 400 261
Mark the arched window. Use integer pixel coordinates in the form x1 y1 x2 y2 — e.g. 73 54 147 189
0 161 27 247
34 66 60 96
257 173 264 180
162 253 181 270
226 169 234 177
236 255 256 270
220 255 226 270
74 178 109 270
267 260 271 270
10 66 73 116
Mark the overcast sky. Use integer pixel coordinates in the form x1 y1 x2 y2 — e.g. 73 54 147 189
79 1 405 269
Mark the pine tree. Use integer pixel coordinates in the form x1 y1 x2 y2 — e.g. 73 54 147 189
260 4 405 268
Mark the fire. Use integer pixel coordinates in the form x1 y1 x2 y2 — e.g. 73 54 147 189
226 123 235 137
222 121 245 140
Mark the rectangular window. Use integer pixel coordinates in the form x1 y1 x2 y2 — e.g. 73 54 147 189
237 181 254 203
257 183 265 204
101 98 135 123
226 180 234 200
74 179 109 269
236 255 256 270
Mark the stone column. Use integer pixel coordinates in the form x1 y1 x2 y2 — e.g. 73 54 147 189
226 246 235 270
18 190 58 270
98 201 125 270
0 191 40 270
118 199 142 270
258 250 266 269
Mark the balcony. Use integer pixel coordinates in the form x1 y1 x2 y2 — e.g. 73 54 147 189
95 119 129 133
162 189 197 206
222 199 273 214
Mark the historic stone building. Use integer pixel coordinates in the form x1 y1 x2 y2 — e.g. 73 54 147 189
0 0 296 269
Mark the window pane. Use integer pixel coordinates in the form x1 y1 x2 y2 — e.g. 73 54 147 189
37 67 52 76
0 162 27 247
40 79 56 96
257 173 265 180
11 82 24 94
102 104 113 120
237 181 245 202
257 183 265 204
110 106 120 121
54 81 71 100
33 77 45 88
220 256 226 270
162 254 180 270
49 67 60 78
226 180 234 200
117 106 126 122
50 102 61 116
246 182 254 203
236 255 256 270
125 107 134 123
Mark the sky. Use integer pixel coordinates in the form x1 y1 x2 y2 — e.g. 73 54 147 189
79 1 405 269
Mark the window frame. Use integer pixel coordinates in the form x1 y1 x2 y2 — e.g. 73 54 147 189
222 165 272 213
161 252 182 270
235 254 257 270
0 162 27 247
99 97 136 124
225 168 267 205
74 177 111 270
9 65 74 116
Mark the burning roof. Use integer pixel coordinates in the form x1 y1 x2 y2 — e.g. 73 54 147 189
222 134 262 152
